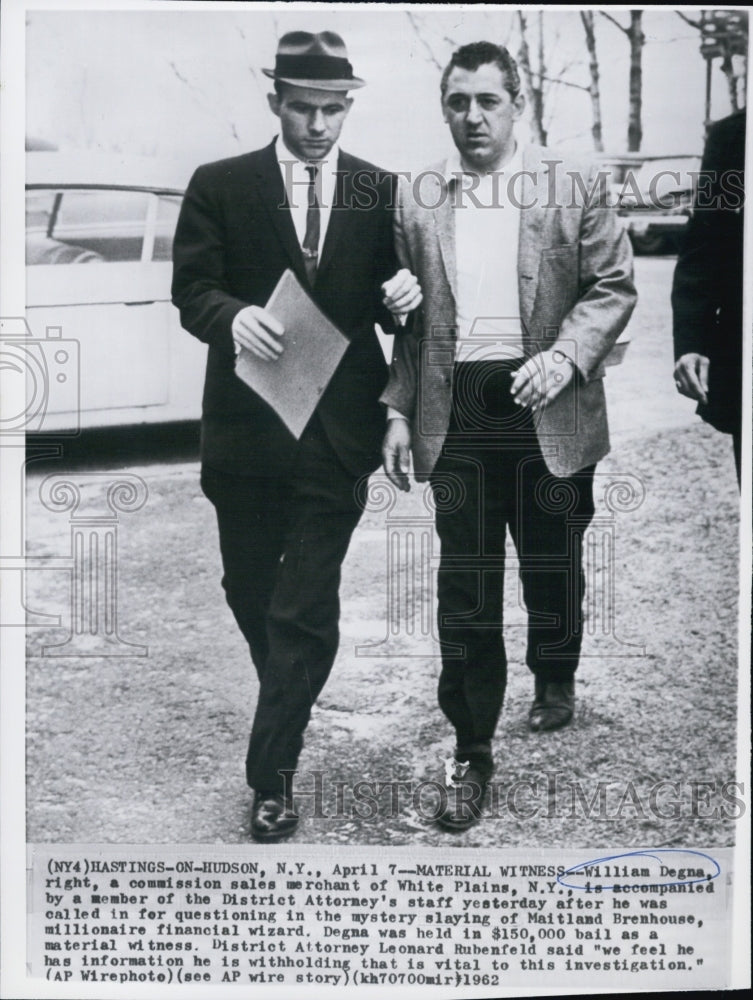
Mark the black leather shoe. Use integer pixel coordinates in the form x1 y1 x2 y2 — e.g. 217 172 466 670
528 678 575 732
436 756 494 832
251 792 299 842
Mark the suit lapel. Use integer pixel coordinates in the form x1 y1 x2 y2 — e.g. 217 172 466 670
317 151 351 279
432 170 457 302
517 146 548 328
252 141 308 285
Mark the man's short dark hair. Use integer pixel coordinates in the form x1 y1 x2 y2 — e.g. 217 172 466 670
440 42 521 100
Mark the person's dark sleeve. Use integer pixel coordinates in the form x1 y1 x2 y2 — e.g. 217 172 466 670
373 171 402 336
171 165 249 356
671 123 726 360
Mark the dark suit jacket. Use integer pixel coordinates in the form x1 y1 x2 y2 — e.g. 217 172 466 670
672 110 746 434
172 140 398 477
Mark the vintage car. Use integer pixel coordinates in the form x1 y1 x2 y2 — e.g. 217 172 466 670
600 153 702 255
25 152 206 431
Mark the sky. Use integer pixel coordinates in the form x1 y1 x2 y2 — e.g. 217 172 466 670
24 4 747 181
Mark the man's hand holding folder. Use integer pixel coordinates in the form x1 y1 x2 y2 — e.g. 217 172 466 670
232 265 420 362
233 269 350 439
232 305 285 362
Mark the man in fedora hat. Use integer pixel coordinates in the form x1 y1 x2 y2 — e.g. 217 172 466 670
172 31 420 841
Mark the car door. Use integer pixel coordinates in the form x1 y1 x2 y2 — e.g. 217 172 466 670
26 185 175 428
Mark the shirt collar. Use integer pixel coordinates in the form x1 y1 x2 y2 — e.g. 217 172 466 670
444 141 523 186
275 135 340 173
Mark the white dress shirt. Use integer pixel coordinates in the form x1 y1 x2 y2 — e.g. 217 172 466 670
275 136 339 256
232 138 341 357
387 144 525 420
447 142 525 362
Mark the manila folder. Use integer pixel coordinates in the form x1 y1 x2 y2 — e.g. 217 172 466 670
234 269 349 439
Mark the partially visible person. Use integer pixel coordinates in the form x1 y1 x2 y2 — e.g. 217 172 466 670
672 108 746 485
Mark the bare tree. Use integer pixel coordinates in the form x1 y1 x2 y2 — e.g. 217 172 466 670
601 10 645 152
404 8 515 73
675 9 748 115
517 11 547 145
405 9 606 152
518 11 610 151
580 12 604 152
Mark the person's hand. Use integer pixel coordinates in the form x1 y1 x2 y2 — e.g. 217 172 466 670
510 349 575 412
382 268 422 316
674 353 709 406
232 305 284 361
382 418 412 492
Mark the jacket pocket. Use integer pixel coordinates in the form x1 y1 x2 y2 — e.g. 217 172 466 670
534 245 579 322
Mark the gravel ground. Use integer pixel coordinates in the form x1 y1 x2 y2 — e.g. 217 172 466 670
23 258 744 848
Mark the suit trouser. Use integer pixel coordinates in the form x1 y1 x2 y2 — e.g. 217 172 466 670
430 360 595 749
200 415 364 794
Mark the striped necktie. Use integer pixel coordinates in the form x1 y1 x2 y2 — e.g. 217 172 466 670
302 164 320 287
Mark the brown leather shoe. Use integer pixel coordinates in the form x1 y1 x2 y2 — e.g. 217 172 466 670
528 678 575 732
436 756 494 832
251 792 299 842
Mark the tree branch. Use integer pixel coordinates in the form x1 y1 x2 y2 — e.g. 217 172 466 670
546 76 590 91
559 55 582 74
234 24 264 96
599 11 629 35
674 10 703 30
169 60 189 86
168 60 244 145
406 11 443 71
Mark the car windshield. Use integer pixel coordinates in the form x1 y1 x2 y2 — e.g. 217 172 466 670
25 187 180 265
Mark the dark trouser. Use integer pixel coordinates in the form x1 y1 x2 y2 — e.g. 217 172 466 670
430 361 595 749
201 416 364 795
701 359 742 488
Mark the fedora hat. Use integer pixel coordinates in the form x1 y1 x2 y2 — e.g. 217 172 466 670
263 31 365 91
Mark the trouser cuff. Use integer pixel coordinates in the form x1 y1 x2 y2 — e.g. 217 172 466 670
530 665 578 684
455 740 492 758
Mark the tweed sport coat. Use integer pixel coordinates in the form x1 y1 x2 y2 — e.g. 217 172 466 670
380 144 638 479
